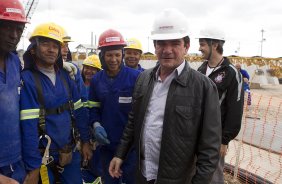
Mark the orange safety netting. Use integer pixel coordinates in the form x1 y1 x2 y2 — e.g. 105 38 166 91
225 92 282 183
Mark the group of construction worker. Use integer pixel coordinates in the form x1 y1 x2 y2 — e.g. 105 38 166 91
0 0 244 184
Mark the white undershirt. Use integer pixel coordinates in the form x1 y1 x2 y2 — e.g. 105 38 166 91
141 61 185 180
38 66 56 85
205 65 220 76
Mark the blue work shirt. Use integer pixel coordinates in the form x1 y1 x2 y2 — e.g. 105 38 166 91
0 52 22 167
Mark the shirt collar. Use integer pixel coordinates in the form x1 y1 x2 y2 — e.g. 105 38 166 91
155 60 185 81
176 60 185 76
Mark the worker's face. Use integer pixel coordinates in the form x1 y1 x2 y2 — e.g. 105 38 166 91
104 49 123 75
34 38 60 67
61 42 69 61
155 39 189 71
0 20 25 53
198 40 211 60
124 49 142 69
235 64 241 71
83 65 99 81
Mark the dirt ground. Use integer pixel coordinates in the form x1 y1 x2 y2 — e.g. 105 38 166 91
224 173 242 184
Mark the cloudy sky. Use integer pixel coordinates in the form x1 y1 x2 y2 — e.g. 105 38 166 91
19 0 282 58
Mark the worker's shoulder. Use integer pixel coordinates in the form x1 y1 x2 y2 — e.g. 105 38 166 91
7 51 21 66
187 68 218 90
20 69 36 89
124 66 141 76
138 67 154 76
189 67 211 81
21 68 32 78
240 69 249 75
221 58 238 75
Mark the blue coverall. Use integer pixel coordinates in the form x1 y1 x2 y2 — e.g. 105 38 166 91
20 51 90 184
81 79 103 183
88 65 140 184
0 52 26 183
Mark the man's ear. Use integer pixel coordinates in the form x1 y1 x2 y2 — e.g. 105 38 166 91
212 42 219 50
185 42 190 49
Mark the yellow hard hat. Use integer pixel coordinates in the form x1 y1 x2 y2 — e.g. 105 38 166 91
30 22 63 44
58 25 73 43
83 54 102 70
124 38 142 53
63 36 73 42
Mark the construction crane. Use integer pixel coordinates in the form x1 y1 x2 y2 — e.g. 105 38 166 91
19 0 39 50
24 0 39 23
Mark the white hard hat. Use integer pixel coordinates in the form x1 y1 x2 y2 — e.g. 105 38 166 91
198 27 225 41
151 8 189 40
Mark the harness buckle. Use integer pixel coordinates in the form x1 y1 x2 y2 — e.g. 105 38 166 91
68 100 74 110
39 108 46 123
56 106 63 114
56 165 64 173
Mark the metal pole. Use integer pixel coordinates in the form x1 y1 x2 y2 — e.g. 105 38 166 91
260 29 264 57
95 35 97 47
147 36 149 52
91 32 93 47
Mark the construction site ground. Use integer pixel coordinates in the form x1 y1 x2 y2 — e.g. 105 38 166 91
225 84 282 184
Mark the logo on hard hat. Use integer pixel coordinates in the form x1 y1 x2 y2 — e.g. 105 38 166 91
49 26 60 34
159 26 174 30
106 37 120 43
6 8 22 14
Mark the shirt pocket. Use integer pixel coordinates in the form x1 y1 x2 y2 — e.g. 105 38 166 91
174 105 195 138
118 91 133 114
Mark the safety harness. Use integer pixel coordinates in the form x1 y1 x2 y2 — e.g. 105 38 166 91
32 69 81 184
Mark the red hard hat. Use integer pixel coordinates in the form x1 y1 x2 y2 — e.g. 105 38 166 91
0 0 28 23
98 29 126 49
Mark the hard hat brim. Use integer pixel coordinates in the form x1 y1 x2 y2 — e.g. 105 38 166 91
0 17 29 23
63 39 74 42
196 36 225 41
83 63 102 70
124 47 142 53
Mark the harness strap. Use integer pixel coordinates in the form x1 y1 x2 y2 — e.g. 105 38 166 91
31 69 77 134
44 102 72 115
47 161 62 184
59 71 81 145
31 69 77 183
40 165 50 184
32 70 46 135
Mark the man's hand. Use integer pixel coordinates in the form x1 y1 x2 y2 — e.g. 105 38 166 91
62 62 77 80
93 122 110 145
109 157 123 178
81 142 93 164
0 175 19 184
243 77 249 83
220 144 228 157
23 168 40 184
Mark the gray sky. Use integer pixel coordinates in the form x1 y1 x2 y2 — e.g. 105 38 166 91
19 0 282 58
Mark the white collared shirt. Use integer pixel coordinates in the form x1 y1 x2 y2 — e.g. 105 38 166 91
141 61 185 180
